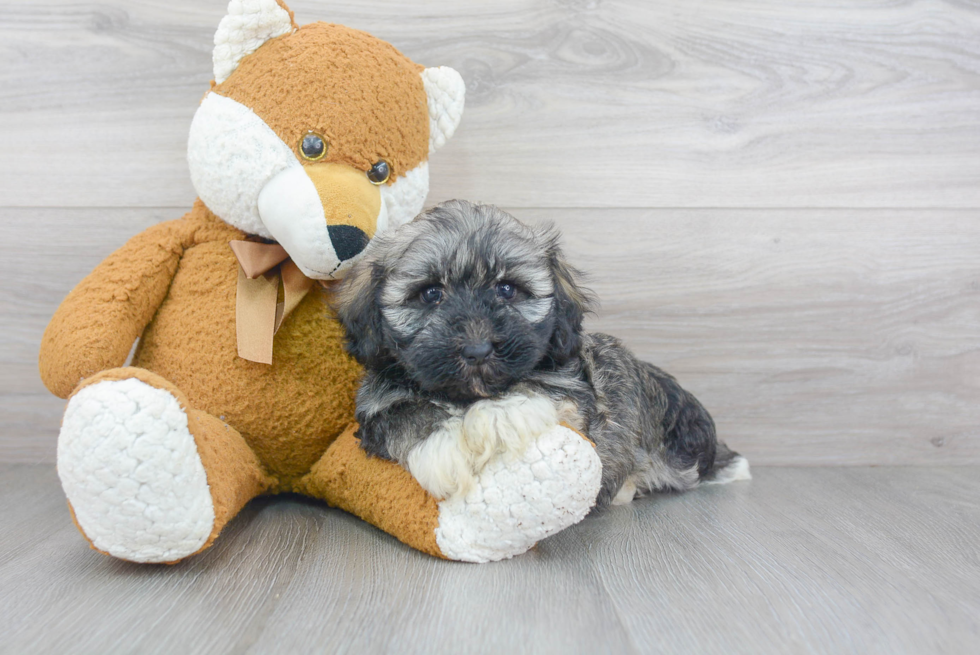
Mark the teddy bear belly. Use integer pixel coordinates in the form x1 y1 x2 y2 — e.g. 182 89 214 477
132 240 363 486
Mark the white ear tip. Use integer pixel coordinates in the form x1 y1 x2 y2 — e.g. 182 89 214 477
213 0 294 84
422 66 466 153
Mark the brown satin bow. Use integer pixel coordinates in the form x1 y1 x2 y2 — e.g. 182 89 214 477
229 240 315 364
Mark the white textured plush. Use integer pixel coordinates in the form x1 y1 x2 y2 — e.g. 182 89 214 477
213 0 294 84
422 67 465 153
434 425 602 563
380 161 429 230
257 165 348 279
57 379 215 563
188 92 297 240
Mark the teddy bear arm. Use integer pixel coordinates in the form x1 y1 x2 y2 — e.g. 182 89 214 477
39 220 192 398
297 423 603 562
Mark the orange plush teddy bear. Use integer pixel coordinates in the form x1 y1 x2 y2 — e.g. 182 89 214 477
39 0 601 564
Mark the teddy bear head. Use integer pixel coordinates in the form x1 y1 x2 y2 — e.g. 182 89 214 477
188 0 464 279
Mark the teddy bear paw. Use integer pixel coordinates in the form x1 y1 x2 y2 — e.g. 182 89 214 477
57 378 215 563
432 424 602 563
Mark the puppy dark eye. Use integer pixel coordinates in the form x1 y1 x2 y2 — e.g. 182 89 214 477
496 282 516 300
420 285 443 304
367 160 390 185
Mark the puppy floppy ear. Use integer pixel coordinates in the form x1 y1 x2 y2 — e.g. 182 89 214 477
545 238 595 365
333 259 388 368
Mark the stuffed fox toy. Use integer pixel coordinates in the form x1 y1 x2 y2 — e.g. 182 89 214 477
38 0 601 564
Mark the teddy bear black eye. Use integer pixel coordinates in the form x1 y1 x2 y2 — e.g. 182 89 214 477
367 160 390 185
420 285 443 304
496 282 516 300
300 132 327 161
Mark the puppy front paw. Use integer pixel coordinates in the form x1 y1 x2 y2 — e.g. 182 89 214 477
461 393 559 469
406 417 477 500
405 394 560 501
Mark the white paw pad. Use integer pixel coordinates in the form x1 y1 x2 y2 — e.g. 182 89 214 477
434 425 602 563
57 379 215 563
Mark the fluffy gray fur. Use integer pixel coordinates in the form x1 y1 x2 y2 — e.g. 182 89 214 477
333 200 747 509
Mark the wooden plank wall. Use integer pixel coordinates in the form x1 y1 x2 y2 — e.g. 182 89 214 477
1 0 978 464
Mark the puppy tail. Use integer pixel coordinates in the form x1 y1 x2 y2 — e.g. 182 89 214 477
702 442 751 485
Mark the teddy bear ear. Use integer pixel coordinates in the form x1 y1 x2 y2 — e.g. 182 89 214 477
421 67 466 154
212 0 297 84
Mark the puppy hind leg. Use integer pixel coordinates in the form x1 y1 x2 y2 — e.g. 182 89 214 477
653 371 739 485
701 442 752 485
618 453 700 506
591 439 638 511
610 479 637 505
643 373 748 487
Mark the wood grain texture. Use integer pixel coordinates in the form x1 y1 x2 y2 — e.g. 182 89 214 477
543 207 980 466
0 208 172 463
1 464 978 654
5 207 978 465
1 0 979 208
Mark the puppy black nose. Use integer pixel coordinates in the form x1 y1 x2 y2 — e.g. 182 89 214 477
461 341 493 364
327 225 370 261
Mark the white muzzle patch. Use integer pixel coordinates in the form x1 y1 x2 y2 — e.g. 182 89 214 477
257 166 342 279
188 93 298 239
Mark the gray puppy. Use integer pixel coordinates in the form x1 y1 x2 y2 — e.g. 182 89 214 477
333 200 749 509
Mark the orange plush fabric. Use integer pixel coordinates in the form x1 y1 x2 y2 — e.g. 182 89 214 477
215 22 429 181
66 366 275 559
39 219 191 399
298 426 445 559
42 200 447 556
127 202 363 485
39 10 449 560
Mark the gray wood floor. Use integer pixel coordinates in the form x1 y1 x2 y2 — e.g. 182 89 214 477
2 464 978 654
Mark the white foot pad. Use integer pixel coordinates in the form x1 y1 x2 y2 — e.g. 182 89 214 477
57 378 215 563
434 425 602 563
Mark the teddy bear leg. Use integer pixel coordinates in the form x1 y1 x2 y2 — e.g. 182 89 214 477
295 424 445 558
57 367 274 563
296 422 602 562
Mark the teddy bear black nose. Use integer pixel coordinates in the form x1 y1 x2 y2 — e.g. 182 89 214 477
461 341 493 364
327 225 370 261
